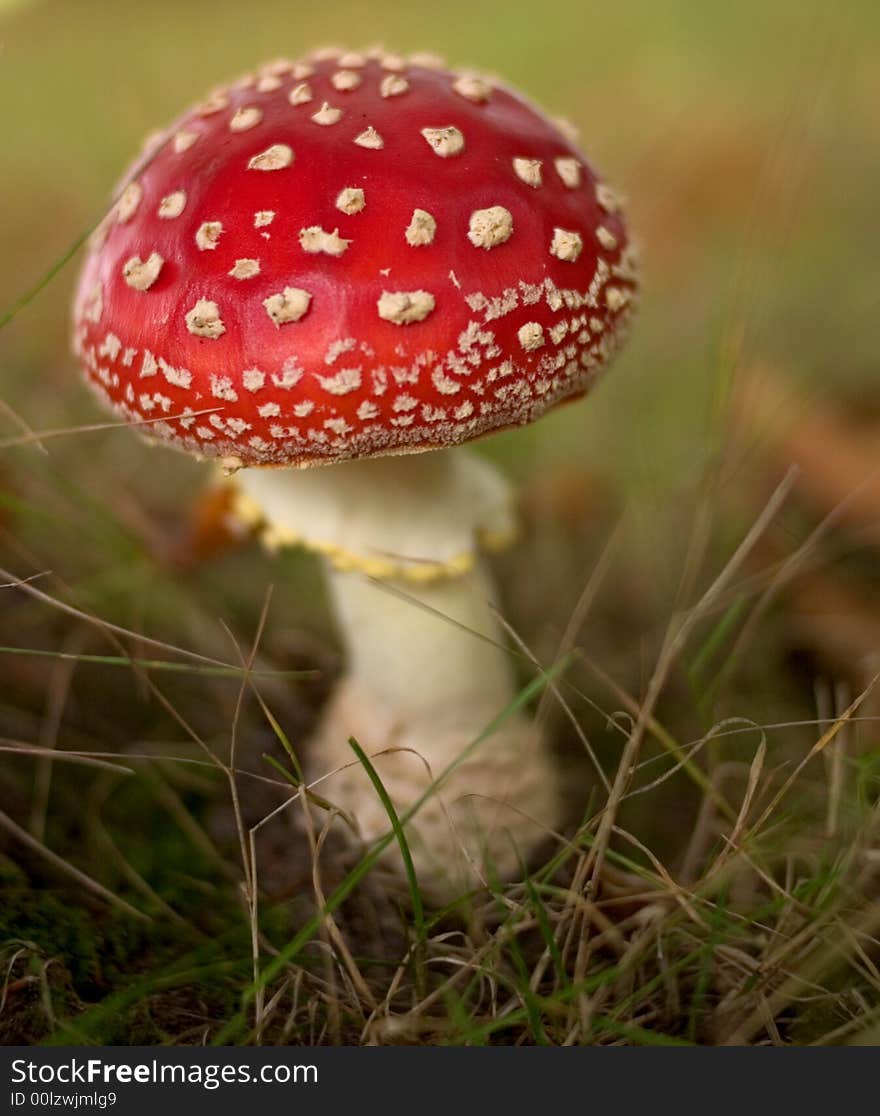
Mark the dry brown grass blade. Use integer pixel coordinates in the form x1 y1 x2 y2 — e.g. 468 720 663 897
820 681 850 841
0 807 149 922
30 626 87 840
0 397 48 455
0 408 224 451
544 472 798 1034
307 813 376 1014
363 931 497 1043
700 737 767 883
0 946 39 1018
582 468 798 898
0 742 134 774
745 665 880 842
0 565 237 668
582 661 737 819
223 589 279 1040
493 608 611 792
220 593 276 897
719 900 880 1045
610 826 708 929
0 570 50 590
1 556 273 898
7 743 294 788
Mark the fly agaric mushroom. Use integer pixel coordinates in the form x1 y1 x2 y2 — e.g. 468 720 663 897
72 47 638 896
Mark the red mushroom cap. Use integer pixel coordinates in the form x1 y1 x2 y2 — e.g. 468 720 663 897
72 48 639 467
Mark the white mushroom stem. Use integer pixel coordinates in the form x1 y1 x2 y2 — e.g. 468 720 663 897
232 451 562 896
327 560 514 726
312 561 560 895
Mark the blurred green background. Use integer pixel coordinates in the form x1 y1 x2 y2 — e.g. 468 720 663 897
2 0 880 1045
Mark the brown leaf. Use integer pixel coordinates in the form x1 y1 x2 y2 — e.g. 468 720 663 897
163 484 251 569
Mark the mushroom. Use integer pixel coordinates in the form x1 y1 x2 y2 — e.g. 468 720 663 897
71 48 639 897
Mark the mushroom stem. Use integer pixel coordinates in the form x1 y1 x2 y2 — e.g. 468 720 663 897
311 559 560 895
325 558 514 724
232 450 561 895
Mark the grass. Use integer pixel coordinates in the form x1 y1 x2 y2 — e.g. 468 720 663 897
2 0 880 1046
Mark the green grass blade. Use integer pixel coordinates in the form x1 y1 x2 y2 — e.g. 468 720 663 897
253 691 305 782
0 645 311 678
523 872 571 994
347 735 425 944
0 224 96 330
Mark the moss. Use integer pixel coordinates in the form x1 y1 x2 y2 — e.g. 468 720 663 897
0 885 265 1043
0 889 150 991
